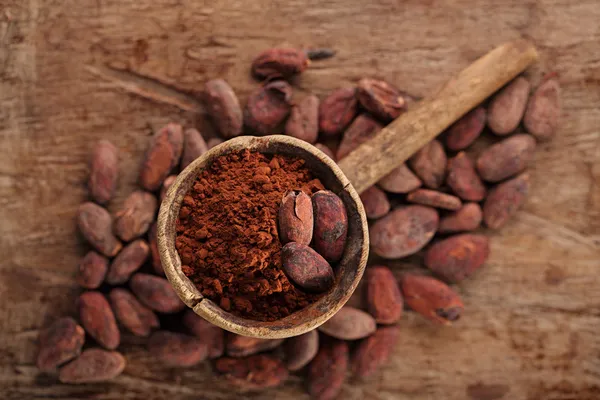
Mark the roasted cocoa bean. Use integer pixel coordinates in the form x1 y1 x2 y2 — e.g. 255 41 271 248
314 143 336 161
207 137 224 149
409 139 447 189
180 128 208 170
244 80 293 136
445 106 486 151
365 266 403 324
114 191 157 242
487 77 531 135
284 330 319 371
148 331 207 367
37 317 85 372
307 339 349 400
139 123 184 191
282 242 334 292
312 190 348 262
215 354 289 390
252 48 309 80
59 349 126 384
483 172 530 229
370 205 439 259
438 203 483 233
182 310 225 359
109 288 159 337
352 325 399 379
318 87 358 137
476 134 536 182
407 189 462 211
88 140 118 205
336 114 383 160
148 223 164 276
106 239 149 285
77 202 122 257
360 185 390 219
401 274 464 325
356 78 406 121
76 251 108 290
226 334 284 357
318 306 376 340
424 234 490 282
78 291 120 350
524 75 561 140
129 273 185 313
305 48 336 60
160 175 177 201
377 163 422 193
204 79 243 139
278 190 314 245
285 94 319 143
446 152 486 201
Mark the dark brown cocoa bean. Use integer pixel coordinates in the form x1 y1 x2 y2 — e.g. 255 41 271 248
445 106 486 151
252 48 309 80
318 306 376 340
314 143 336 161
284 94 319 143
76 251 108 289
352 325 399 379
283 330 319 371
244 80 293 136
129 273 185 313
105 239 149 285
424 234 490 282
207 137 224 149
77 202 122 257
226 334 284 357
365 266 403 324
114 191 157 242
88 140 118 205
148 331 207 367
356 78 407 121
407 189 462 211
483 172 530 229
312 190 348 262
109 288 159 337
182 310 224 359
278 190 313 245
148 223 164 276
360 185 390 219
282 242 334 293
215 354 289 390
307 339 349 400
401 274 464 325
476 134 536 182
336 114 383 160
204 79 243 139
139 123 184 191
78 291 120 350
377 163 422 193
37 317 85 372
318 87 358 137
180 128 208 170
524 75 561 140
160 175 177 202
409 139 447 189
446 152 486 201
59 349 125 383
438 203 482 233
487 77 531 135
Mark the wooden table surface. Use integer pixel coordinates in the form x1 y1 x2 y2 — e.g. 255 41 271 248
1 1 599 399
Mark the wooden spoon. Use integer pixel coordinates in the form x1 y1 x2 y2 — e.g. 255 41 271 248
157 39 538 339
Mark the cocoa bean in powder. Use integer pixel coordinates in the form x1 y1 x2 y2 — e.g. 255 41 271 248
129 273 185 314
114 191 157 242
37 317 85 372
406 189 462 211
356 78 406 121
318 306 376 340
77 202 122 257
446 152 486 201
59 349 126 384
278 190 314 246
88 140 119 205
204 79 243 139
424 234 490 283
139 123 184 191
336 114 383 160
180 128 208 170
226 334 284 358
252 48 309 80
318 87 358 137
359 185 391 219
445 106 486 151
109 288 159 337
401 274 464 325
76 251 108 290
285 94 319 144
244 80 293 136
483 172 530 229
215 354 289 390
282 242 334 293
105 239 149 285
476 134 536 182
283 330 319 371
352 325 400 379
377 163 422 194
365 266 403 324
78 291 120 350
524 75 561 140
182 310 225 359
307 339 349 400
312 190 348 263
409 139 447 189
487 77 531 135
148 331 208 367
438 203 483 233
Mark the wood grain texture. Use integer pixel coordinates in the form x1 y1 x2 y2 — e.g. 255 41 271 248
0 0 599 399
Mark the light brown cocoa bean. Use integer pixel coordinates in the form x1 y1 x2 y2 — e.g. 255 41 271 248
377 163 422 193
314 143 336 161
160 175 177 202
37 317 85 372
424 234 490 282
148 331 207 367
182 310 225 359
106 239 149 285
114 191 157 242
487 77 531 135
88 140 118 205
365 266 403 324
109 288 159 337
252 48 309 80
282 242 334 292
336 114 383 160
285 95 319 143
360 185 390 219
476 134 536 182
226 334 284 357
483 172 530 229
370 206 438 259
148 223 164 276
180 128 208 170
207 137 224 149
312 190 348 262
352 325 399 379
445 106 486 151
318 87 358 137
244 80 293 136
129 273 185 313
284 330 319 371
307 339 349 400
76 251 108 289
318 306 376 340
204 79 243 139
409 139 447 189
278 190 313 245
139 123 184 191
524 75 561 140
77 202 122 257
446 152 486 201
215 354 289 390
78 291 120 350
407 189 462 211
59 349 125 384
438 203 483 233
357 78 407 121
401 274 464 325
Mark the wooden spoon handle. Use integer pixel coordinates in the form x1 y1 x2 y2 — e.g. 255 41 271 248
337 39 538 194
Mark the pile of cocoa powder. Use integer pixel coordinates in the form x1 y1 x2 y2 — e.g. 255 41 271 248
36 46 560 399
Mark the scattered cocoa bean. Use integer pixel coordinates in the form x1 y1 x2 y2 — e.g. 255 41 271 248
129 273 186 314
282 242 334 292
204 79 243 139
244 80 293 136
37 317 85 372
524 75 561 140
160 175 177 202
483 172 530 229
305 48 336 61
356 78 406 121
215 354 289 390
180 128 208 170
377 163 422 193
182 310 225 359
438 203 483 233
407 189 462 211
314 143 336 161
424 234 490 282
307 339 349 400
365 266 403 324
148 223 164 276
109 288 159 337
77 202 122 257
105 239 149 285
445 106 486 151
352 325 399 379
318 87 358 137
114 191 157 242
476 134 536 182
285 94 319 143
226 334 284 357
284 330 319 371
148 331 208 367
59 349 126 384
139 123 184 191
207 137 224 149
401 274 464 325
409 139 447 189
336 114 383 160
278 190 314 245
76 251 108 289
88 140 118 205
360 185 390 219
312 190 348 262
446 152 486 201
252 48 309 80
318 306 376 340
78 291 120 350
370 206 439 259
487 77 531 135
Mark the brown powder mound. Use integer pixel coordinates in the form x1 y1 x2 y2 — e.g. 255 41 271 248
175 149 325 321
